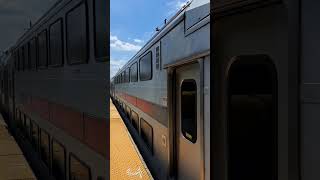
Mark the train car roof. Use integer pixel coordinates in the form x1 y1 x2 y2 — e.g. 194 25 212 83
113 0 210 78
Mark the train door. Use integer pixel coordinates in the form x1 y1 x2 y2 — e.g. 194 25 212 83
175 61 203 180
227 57 277 180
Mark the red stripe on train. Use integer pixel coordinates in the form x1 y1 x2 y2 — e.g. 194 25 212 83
116 92 167 126
21 96 109 159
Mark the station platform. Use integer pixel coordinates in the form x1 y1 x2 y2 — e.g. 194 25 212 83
110 99 152 180
0 114 36 180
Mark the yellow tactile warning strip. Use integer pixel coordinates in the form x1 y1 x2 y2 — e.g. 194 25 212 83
0 114 36 180
110 99 153 180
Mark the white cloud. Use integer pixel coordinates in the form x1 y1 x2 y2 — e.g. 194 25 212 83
110 59 128 78
168 0 189 10
133 38 143 43
166 0 189 16
110 35 141 52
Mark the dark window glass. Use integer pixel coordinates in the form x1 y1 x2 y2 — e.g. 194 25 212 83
24 44 29 70
125 68 130 83
140 118 153 153
25 116 30 139
66 3 88 64
125 105 131 117
131 111 139 131
31 121 39 150
40 130 50 166
14 52 18 70
130 62 138 82
38 30 48 68
15 109 19 125
94 0 108 60
49 19 64 66
17 111 23 130
52 140 66 180
181 80 197 143
19 47 24 71
70 154 91 180
122 72 125 83
29 38 37 70
139 51 152 81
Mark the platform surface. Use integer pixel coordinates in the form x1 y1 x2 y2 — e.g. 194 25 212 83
110 99 152 180
0 114 36 180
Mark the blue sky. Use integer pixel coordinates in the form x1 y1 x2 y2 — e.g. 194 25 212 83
110 0 189 78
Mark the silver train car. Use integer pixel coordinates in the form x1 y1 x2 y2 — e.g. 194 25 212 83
110 0 210 179
0 0 108 180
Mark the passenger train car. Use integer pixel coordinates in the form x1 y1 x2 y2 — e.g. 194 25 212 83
211 0 320 180
0 0 108 180
110 0 210 179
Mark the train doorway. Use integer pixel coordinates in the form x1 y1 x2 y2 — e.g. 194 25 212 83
175 62 203 180
227 56 278 180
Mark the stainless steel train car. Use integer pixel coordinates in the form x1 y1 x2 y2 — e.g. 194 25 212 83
110 0 210 179
211 0 320 180
0 0 108 180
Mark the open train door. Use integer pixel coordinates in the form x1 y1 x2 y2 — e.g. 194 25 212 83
174 60 204 180
226 56 278 180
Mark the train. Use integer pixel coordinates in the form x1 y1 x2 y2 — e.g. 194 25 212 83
0 0 109 180
110 0 210 179
211 0 320 180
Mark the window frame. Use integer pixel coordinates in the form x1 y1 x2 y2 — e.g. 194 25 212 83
49 18 64 67
29 37 38 70
30 120 39 151
139 51 153 81
131 110 139 131
93 0 108 62
140 118 153 154
130 62 138 82
37 29 49 69
69 153 92 180
40 128 51 167
180 79 198 143
24 43 29 70
125 68 130 83
51 139 66 180
65 2 89 65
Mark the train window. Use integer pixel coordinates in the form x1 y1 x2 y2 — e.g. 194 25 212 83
130 62 138 82
139 51 152 81
40 129 50 166
131 111 139 131
17 111 23 130
52 140 66 180
123 72 125 83
140 118 153 153
15 109 20 125
19 47 24 71
125 105 131 117
24 44 29 70
38 30 48 68
49 19 64 67
125 68 130 83
29 38 37 70
25 116 30 139
156 46 160 70
181 79 197 143
66 3 88 64
14 52 19 71
94 0 108 61
31 121 39 151
69 154 91 180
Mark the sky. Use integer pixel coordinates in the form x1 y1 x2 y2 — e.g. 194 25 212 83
110 0 189 78
0 0 58 52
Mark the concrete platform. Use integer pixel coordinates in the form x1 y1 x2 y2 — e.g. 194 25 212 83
0 114 36 180
110 99 153 180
